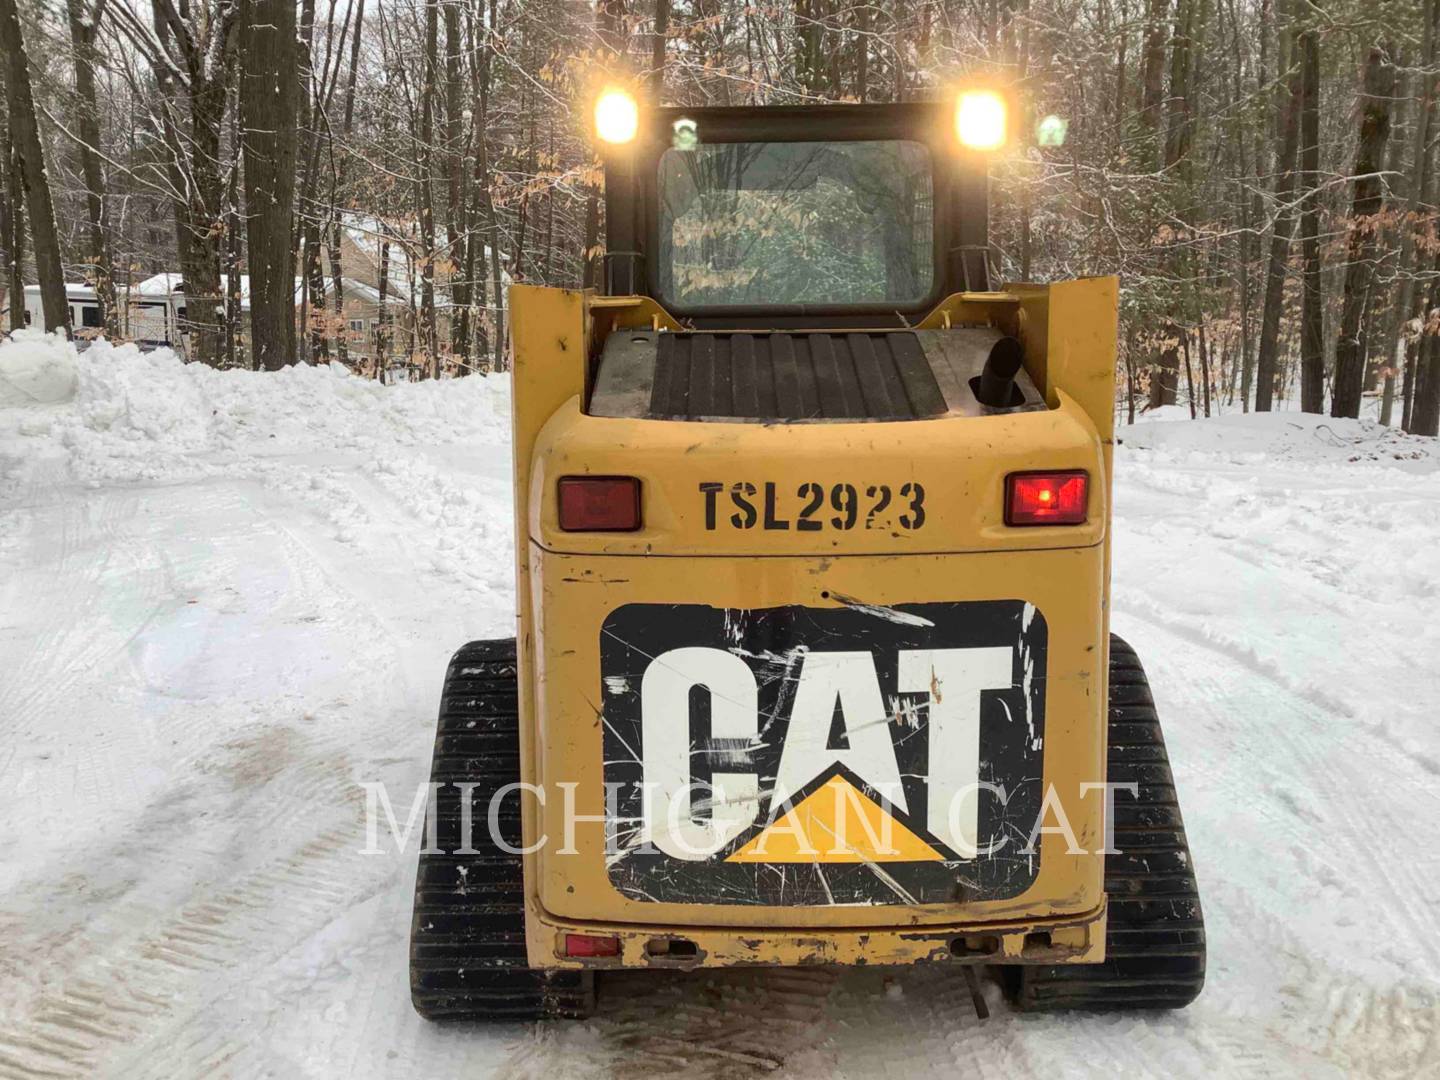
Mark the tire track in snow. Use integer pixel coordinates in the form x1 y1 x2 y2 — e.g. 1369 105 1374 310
1117 596 1440 973
1115 618 1440 1077
0 823 368 1079
0 478 162 740
480 966 846 1078
819 967 997 1080
0 466 432 1080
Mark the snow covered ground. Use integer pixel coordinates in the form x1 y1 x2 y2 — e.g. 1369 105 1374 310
1 331 1437 1078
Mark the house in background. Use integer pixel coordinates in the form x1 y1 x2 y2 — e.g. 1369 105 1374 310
335 212 511 365
130 273 406 365
10 221 510 369
295 276 412 368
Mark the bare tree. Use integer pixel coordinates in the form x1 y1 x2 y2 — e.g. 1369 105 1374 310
328 0 367 367
239 0 300 371
1254 0 1301 412
1295 15 1324 413
109 0 239 364
1331 46 1395 418
415 0 439 378
1384 0 1438 428
652 0 670 97
0 0 69 335
442 0 467 361
66 0 121 338
0 111 24 331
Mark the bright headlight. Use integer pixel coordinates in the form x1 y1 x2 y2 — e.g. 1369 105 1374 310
955 90 1007 151
594 88 639 145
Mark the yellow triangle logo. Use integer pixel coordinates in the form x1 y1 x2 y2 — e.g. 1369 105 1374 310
727 775 944 863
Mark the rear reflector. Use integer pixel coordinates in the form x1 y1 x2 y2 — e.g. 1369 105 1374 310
1006 471 1089 526
557 476 641 532
564 933 621 958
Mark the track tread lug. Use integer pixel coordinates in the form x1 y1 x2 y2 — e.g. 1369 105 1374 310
410 638 595 1022
1013 634 1206 1012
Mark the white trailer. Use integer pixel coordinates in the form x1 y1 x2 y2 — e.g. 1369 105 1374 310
22 284 104 333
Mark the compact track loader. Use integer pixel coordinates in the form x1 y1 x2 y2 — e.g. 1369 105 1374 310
409 95 1205 1020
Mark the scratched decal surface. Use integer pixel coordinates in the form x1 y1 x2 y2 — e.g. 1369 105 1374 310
599 600 1047 906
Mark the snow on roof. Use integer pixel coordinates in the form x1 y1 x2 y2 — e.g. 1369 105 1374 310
23 283 100 300
126 217 512 314
130 273 402 310
133 272 185 297
337 211 510 306
335 278 392 306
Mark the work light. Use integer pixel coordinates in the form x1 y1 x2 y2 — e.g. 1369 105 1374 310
955 90 1008 151
594 88 639 145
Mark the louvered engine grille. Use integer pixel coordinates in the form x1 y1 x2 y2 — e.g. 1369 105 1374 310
647 331 948 420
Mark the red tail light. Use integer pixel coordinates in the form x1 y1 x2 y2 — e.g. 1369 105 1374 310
1006 471 1089 526
564 933 621 958
557 476 642 532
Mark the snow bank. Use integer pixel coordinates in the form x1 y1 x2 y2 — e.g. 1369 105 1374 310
0 336 511 487
1120 409 1436 469
0 329 79 406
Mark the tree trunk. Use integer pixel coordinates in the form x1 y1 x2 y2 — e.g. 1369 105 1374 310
292 0 320 364
1378 64 1415 426
330 0 365 370
1140 0 1170 137
375 232 390 379
856 2 869 102
596 0 623 53
891 0 908 101
416 0 440 378
1254 0 1302 411
461 0 492 366
0 0 69 335
1331 47 1396 418
443 0 468 363
581 179 599 288
1230 0 1259 411
305 230 328 362
1296 20 1324 413
1199 321 1213 416
326 226 345 365
65 0 120 338
1414 276 1440 435
1155 0 1205 411
240 0 300 371
1389 0 1439 428
1125 331 1138 424
224 92 243 368
153 21 231 368
651 0 670 98
0 111 24 332
1182 328 1198 418
1150 333 1178 408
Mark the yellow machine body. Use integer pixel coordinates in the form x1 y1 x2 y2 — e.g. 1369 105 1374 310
505 278 1121 971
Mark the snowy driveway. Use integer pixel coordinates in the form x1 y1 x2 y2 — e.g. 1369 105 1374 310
1 339 1437 1077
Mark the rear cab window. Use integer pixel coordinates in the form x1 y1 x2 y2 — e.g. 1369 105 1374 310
657 140 935 310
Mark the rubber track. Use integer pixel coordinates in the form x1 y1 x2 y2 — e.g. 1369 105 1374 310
1014 634 1207 1010
409 639 594 1021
